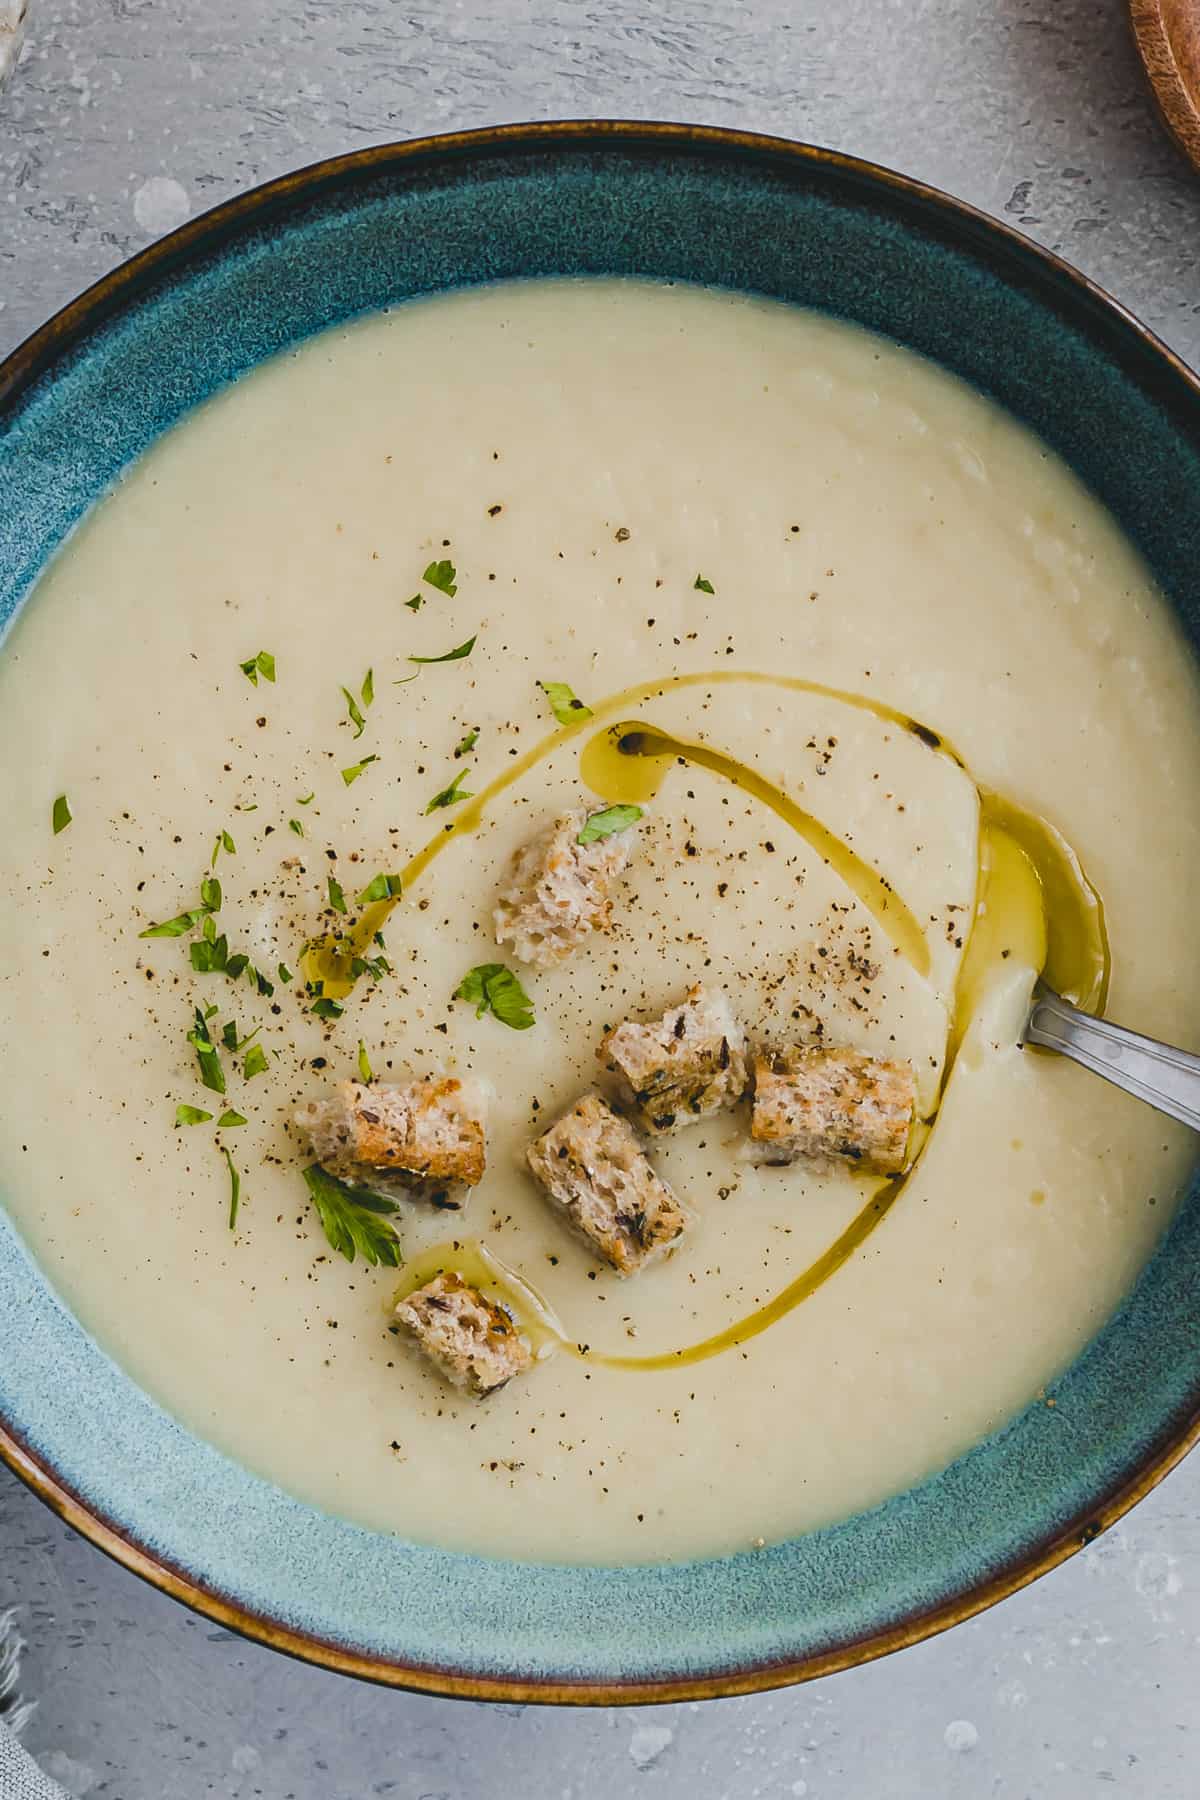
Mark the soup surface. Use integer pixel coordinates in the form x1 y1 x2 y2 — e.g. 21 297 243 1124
3 278 1199 1563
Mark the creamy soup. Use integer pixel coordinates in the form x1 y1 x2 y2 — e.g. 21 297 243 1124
3 278 1199 1564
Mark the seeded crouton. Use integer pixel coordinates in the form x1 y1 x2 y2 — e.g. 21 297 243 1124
394 1270 532 1395
600 983 749 1134
750 1047 915 1174
295 1076 487 1208
525 1091 691 1275
494 807 639 967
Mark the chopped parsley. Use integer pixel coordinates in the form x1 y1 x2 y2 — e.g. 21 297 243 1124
425 767 473 814
453 962 535 1030
357 1039 373 1083
187 1006 226 1095
289 818 304 836
278 962 294 985
578 803 643 845
218 1110 247 1128
405 593 423 611
175 1104 212 1127
302 1164 403 1266
341 685 367 739
361 667 375 708
408 634 476 665
327 875 347 913
357 872 403 904
211 829 236 867
341 755 379 786
141 907 205 939
311 996 344 1022
454 727 479 757
297 793 314 805
422 558 458 597
52 794 72 835
223 1148 242 1230
239 650 276 686
538 680 593 725
694 574 715 595
200 875 222 912
243 1043 269 1081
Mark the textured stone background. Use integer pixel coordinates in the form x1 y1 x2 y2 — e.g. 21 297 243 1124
2 1 1200 1794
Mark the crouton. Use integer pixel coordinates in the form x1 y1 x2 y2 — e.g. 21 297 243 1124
750 1047 915 1174
600 983 749 1134
394 1270 532 1395
295 1075 487 1208
494 807 638 966
525 1091 691 1275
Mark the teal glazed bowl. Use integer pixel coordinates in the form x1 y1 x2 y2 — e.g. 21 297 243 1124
3 123 1200 1704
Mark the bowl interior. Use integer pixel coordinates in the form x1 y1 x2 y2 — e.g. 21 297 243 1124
2 126 1200 1700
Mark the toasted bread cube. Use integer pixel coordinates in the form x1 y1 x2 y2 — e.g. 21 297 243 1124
750 1047 915 1174
295 1075 487 1208
525 1091 691 1275
600 983 749 1134
494 807 638 967
394 1271 532 1396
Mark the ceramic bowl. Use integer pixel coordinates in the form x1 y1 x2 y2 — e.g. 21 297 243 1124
3 123 1200 1704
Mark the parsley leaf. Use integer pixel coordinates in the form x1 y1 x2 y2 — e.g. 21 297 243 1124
454 727 479 757
424 767 474 814
240 650 275 686
357 1039 373 1083
577 803 643 845
187 1006 226 1095
297 793 314 805
52 794 72 835
405 594 423 611
243 1042 269 1080
200 875 222 912
453 962 535 1030
357 872 403 904
422 558 458 597
175 1104 212 1127
341 685 367 739
408 635 476 666
538 680 593 725
218 1110 247 1127
327 875 347 913
211 830 236 867
141 907 205 939
694 574 715 595
302 1164 402 1266
223 1148 242 1230
361 668 374 708
278 962 294 984
311 997 344 1022
289 818 304 836
341 755 379 786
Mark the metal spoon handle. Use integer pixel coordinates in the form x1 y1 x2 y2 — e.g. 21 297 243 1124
1024 987 1200 1133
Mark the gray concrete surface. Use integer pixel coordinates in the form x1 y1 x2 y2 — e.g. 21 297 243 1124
3 1 1200 1794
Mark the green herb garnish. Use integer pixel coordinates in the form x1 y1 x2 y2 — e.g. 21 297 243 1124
52 794 72 835
357 1039 373 1083
187 1006 226 1095
453 962 535 1030
357 872 403 904
141 907 205 940
302 1165 402 1266
200 875 222 912
361 668 374 708
289 818 304 836
243 1043 269 1080
297 793 314 805
211 830 236 867
327 875 347 913
422 558 458 597
454 727 479 758
577 804 643 846
341 756 378 786
408 635 476 666
694 574 715 595
175 1104 213 1127
218 1110 247 1128
223 1148 242 1230
311 997 344 1022
538 680 593 725
424 768 474 813
341 686 367 739
239 650 276 686
278 962 294 984
405 594 423 611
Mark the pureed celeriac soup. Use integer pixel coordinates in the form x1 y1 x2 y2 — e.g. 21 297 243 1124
3 278 1199 1563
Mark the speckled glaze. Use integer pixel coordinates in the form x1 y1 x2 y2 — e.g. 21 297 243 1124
2 123 1200 1704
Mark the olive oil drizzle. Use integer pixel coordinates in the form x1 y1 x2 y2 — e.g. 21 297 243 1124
329 666 1107 1372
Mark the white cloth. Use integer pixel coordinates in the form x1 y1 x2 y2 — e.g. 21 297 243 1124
0 1724 67 1800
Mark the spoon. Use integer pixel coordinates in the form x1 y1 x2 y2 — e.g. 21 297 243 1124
1023 983 1200 1131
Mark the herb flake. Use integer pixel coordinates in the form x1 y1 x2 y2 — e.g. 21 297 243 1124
538 680 593 726
422 558 458 597
327 875 347 913
52 794 72 835
303 1164 402 1266
694 574 715 594
424 767 474 814
408 634 476 666
223 1148 242 1230
357 1039 373 1083
243 1043 269 1081
141 907 205 940
239 650 276 687
357 872 403 904
175 1104 212 1127
341 755 379 786
218 1110 248 1128
453 962 535 1031
578 804 643 846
